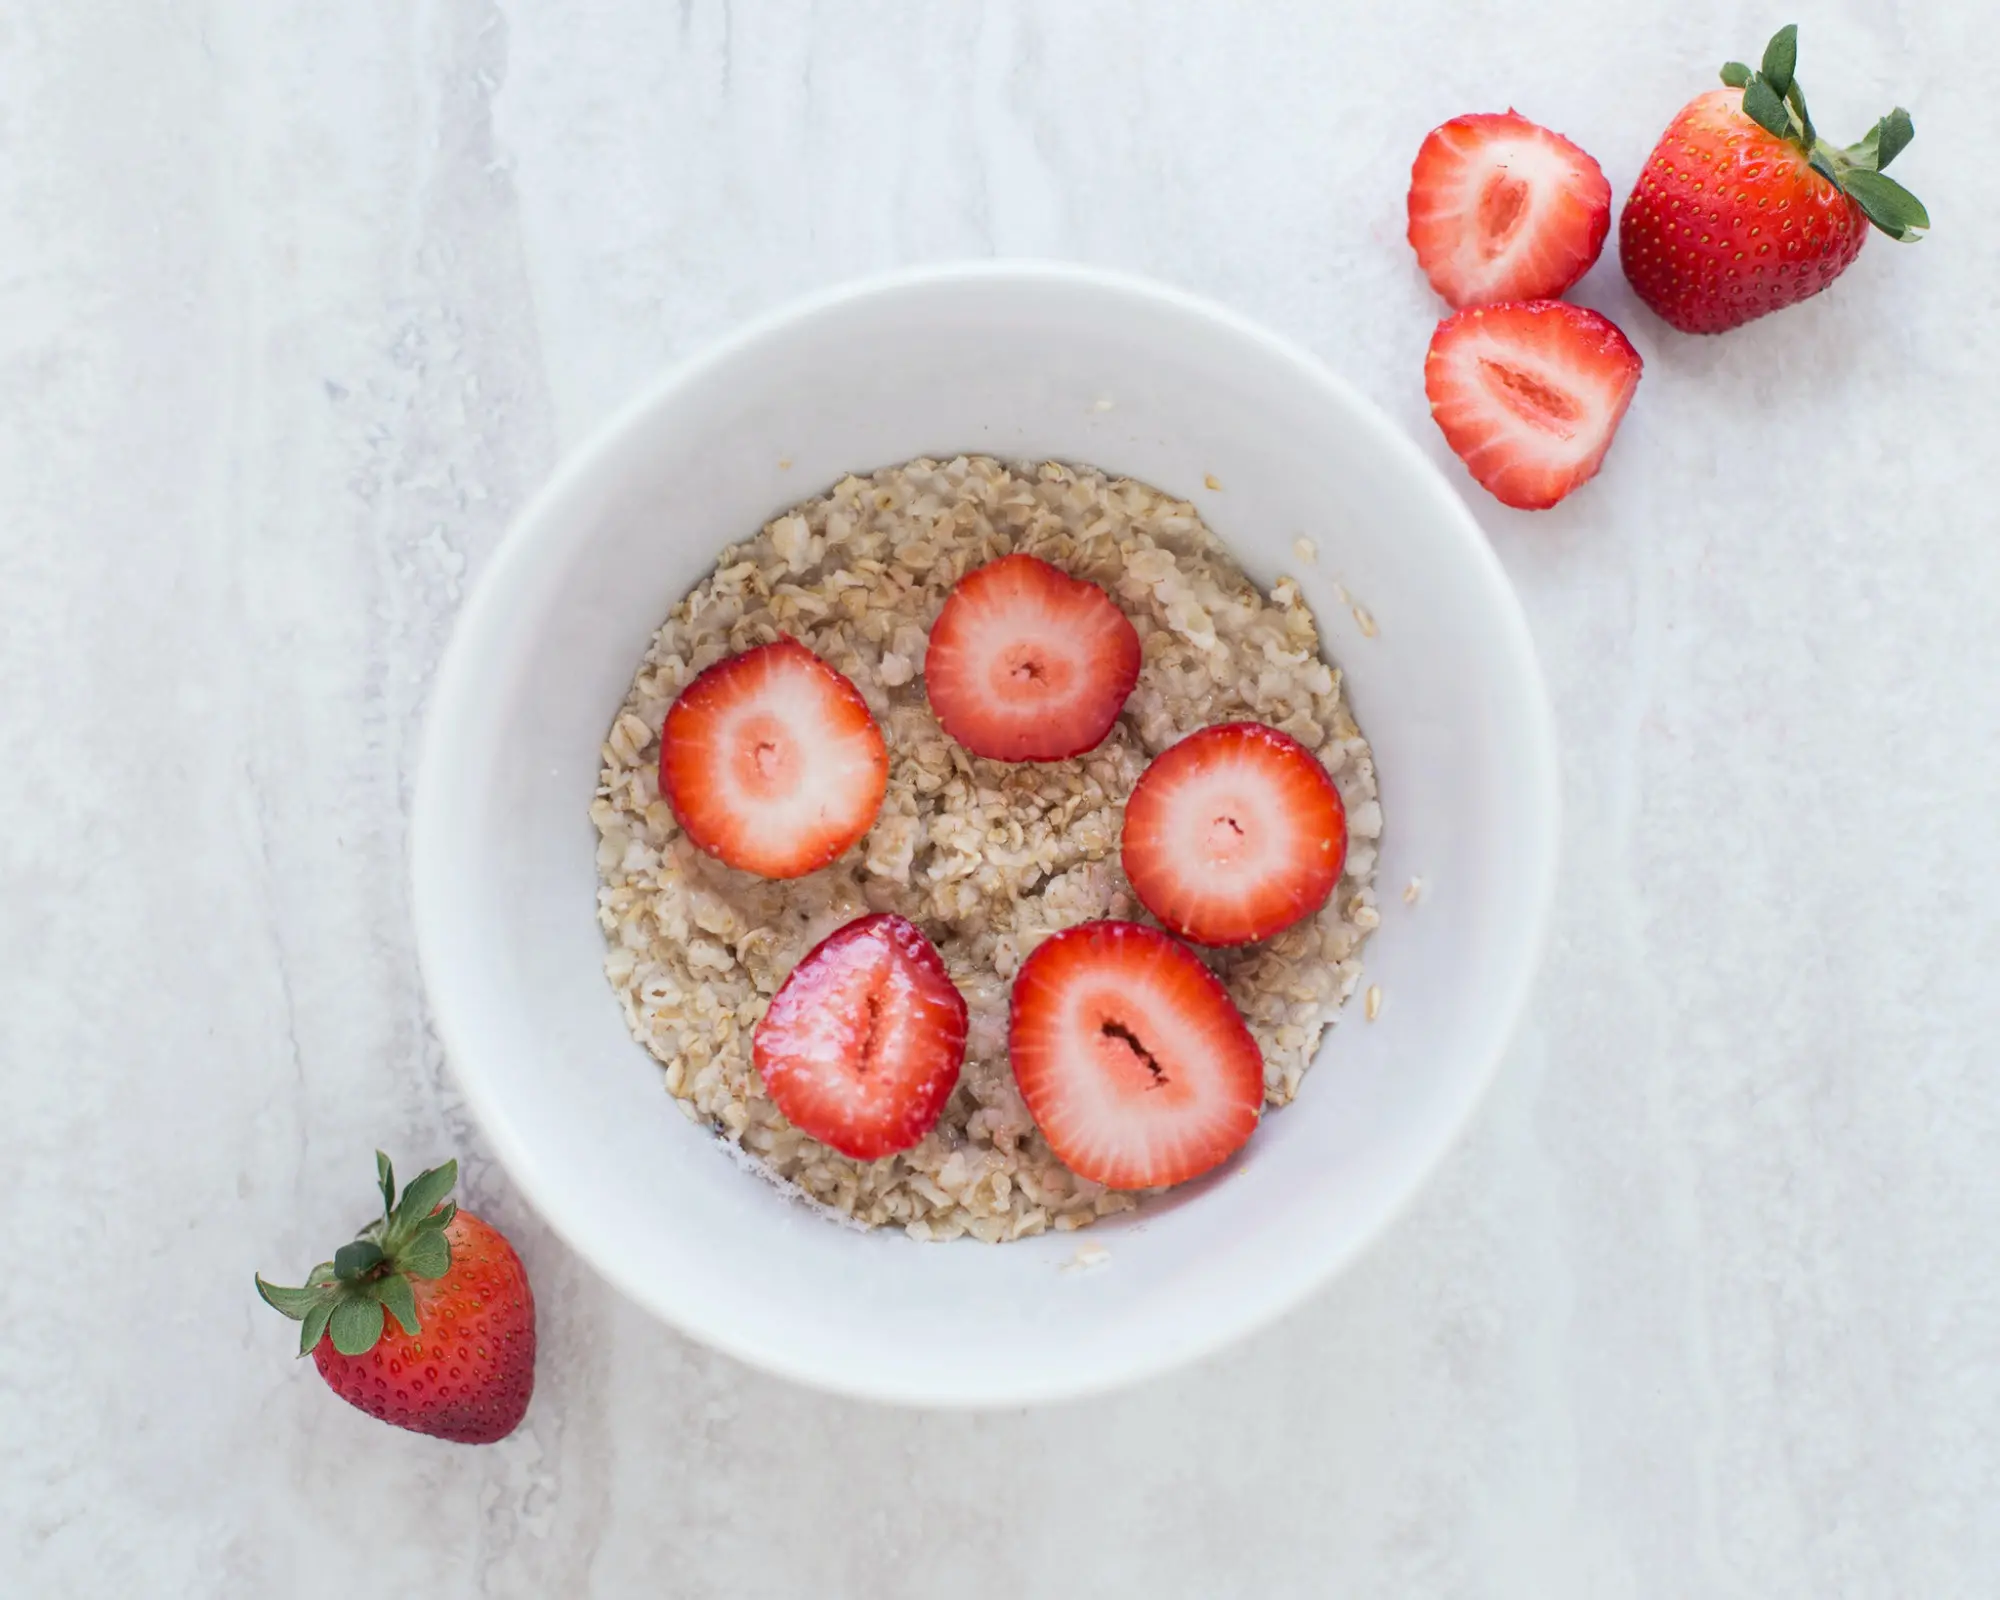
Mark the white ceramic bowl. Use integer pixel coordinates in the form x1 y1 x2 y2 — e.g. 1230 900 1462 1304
412 263 1557 1407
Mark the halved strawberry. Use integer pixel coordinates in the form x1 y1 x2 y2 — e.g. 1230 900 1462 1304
1407 112 1612 307
660 637 888 879
1009 921 1263 1190
753 913 969 1161
923 553 1141 762
1424 300 1642 511
1121 722 1346 947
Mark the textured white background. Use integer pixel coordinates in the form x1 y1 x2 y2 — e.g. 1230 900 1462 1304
4 2 1997 1595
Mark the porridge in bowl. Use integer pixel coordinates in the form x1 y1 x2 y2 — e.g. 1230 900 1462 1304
591 455 1381 1242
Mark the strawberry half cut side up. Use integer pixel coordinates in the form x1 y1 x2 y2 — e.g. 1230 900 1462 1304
660 636 889 879
754 913 970 1161
1121 722 1347 947
1407 111 1612 307
1425 300 1643 511
923 553 1142 762
1619 25 1930 335
1009 921 1264 1191
256 1154 536 1445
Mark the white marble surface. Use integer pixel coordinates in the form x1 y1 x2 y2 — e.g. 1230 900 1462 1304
4 1 1997 1594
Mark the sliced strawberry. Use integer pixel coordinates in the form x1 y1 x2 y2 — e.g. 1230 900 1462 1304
1407 112 1612 307
753 913 969 1161
924 553 1141 762
1009 921 1263 1190
660 637 888 879
1424 300 1642 511
1121 722 1346 947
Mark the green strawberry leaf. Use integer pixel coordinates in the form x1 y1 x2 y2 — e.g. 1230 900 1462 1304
299 1296 337 1358
402 1227 452 1280
1876 109 1915 171
375 1272 422 1338
1720 61 1753 89
328 1295 386 1357
1740 77 1793 142
1785 79 1815 148
376 1151 396 1218
392 1161 459 1235
1841 168 1930 240
414 1200 457 1234
333 1239 386 1281
1849 108 1915 172
255 1275 325 1319
1809 151 1841 190
1761 24 1798 98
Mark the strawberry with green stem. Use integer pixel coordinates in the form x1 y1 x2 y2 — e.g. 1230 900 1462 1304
1620 24 1930 335
256 1153 536 1445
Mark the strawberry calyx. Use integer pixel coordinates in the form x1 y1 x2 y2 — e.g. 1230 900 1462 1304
255 1152 458 1359
1720 24 1929 242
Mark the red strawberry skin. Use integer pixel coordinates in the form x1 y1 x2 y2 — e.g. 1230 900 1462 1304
1408 111 1612 308
1009 921 1264 1190
1424 300 1642 511
312 1210 536 1445
1620 88 1868 334
754 913 969 1161
660 636 888 879
1121 722 1346 947
924 553 1141 762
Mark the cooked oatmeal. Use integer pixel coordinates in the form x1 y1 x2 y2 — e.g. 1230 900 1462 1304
592 456 1381 1242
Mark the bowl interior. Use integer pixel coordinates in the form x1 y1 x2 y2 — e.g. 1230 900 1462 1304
412 266 1556 1405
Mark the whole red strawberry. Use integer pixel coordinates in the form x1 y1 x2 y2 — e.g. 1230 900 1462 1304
1620 25 1929 334
257 1154 536 1444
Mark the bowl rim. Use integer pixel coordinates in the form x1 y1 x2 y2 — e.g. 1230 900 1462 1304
410 259 1560 1406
